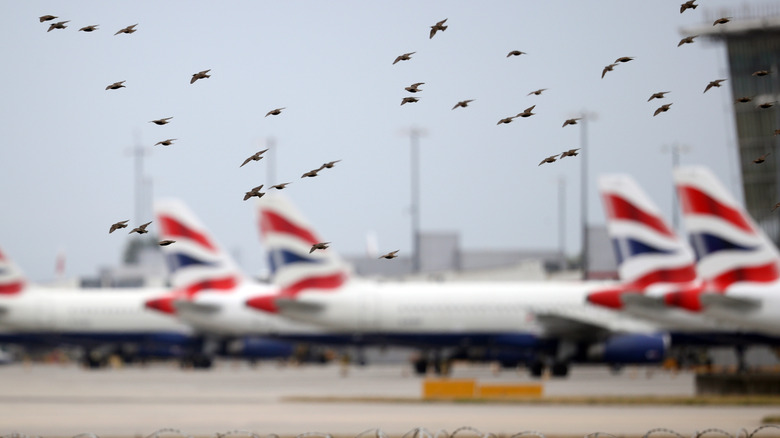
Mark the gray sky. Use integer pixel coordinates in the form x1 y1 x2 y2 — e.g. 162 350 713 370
0 1 755 283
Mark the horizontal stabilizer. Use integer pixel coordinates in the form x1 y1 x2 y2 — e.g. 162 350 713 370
621 293 668 310
699 293 760 312
173 300 221 315
274 297 324 313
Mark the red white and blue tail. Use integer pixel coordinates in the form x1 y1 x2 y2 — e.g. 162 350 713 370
674 166 780 292
588 174 698 309
256 194 349 296
0 247 25 295
148 199 245 313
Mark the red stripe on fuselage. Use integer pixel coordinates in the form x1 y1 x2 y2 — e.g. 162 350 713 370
676 185 753 233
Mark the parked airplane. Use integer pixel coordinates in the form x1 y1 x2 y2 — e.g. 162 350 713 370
672 166 780 335
245 194 669 377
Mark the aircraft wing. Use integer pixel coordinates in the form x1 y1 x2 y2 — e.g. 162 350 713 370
700 294 760 312
533 306 658 340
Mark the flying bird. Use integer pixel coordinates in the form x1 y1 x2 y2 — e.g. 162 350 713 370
653 103 673 116
401 97 419 105
320 160 341 169
78 25 99 32
39 15 57 22
301 168 320 178
429 19 447 39
678 35 698 47
190 69 211 84
560 148 581 158
759 102 776 109
602 63 617 78
269 182 292 190
774 129 780 136
704 79 726 93
405 82 424 93
379 250 400 260
243 185 265 201
109 220 129 234
497 116 516 125
615 56 634 63
753 70 770 77
452 99 474 110
105 80 126 90
735 96 753 103
310 242 330 253
47 21 69 32
648 91 670 101
772 202 780 212
539 154 559 166
713 17 732 26
562 118 582 128
680 0 697 13
527 88 547 96
158 240 176 246
516 105 536 118
149 117 173 125
129 221 152 235
240 149 269 167
155 139 177 146
754 152 771 164
507 50 526 57
114 24 137 35
265 107 285 117
393 52 415 65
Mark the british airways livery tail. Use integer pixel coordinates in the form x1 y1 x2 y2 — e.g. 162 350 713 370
257 194 349 297
588 174 698 312
0 247 25 295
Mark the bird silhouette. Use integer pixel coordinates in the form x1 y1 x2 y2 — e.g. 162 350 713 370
301 168 321 178
310 242 330 253
269 182 292 190
393 52 415 64
680 0 697 13
539 154 559 166
405 82 424 93
47 21 69 32
429 19 447 39
654 103 673 116
190 69 211 84
516 105 536 118
602 63 617 78
560 148 581 158
507 50 526 57
105 80 126 90
114 24 137 35
562 118 582 128
527 88 547 96
155 139 177 146
754 152 770 164
678 35 698 47
401 97 419 105
452 99 474 110
497 116 516 125
149 117 173 125
240 149 269 167
648 91 670 101
772 202 780 212
735 96 753 103
320 160 341 169
265 107 285 117
615 56 634 63
243 185 265 201
753 70 770 77
109 220 129 234
713 17 732 26
704 79 726 93
129 221 152 235
78 25 99 32
39 15 57 22
379 250 400 260
158 240 176 246
759 102 776 109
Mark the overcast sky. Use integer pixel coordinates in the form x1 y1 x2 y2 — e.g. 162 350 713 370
0 1 760 283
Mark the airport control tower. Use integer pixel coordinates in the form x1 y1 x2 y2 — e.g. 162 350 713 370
686 6 780 244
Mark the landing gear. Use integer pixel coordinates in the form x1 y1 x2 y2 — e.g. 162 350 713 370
180 353 214 369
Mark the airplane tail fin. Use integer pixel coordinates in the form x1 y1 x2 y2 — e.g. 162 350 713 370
149 199 244 313
0 247 26 295
257 194 349 296
674 166 780 292
588 174 697 309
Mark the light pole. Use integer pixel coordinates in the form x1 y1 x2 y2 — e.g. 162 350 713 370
662 143 690 232
558 175 566 270
578 111 596 280
403 126 427 274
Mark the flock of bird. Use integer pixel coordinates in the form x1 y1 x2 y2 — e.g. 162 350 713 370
35 2 779 263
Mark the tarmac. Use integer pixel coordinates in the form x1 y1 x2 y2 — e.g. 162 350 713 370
0 360 778 438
